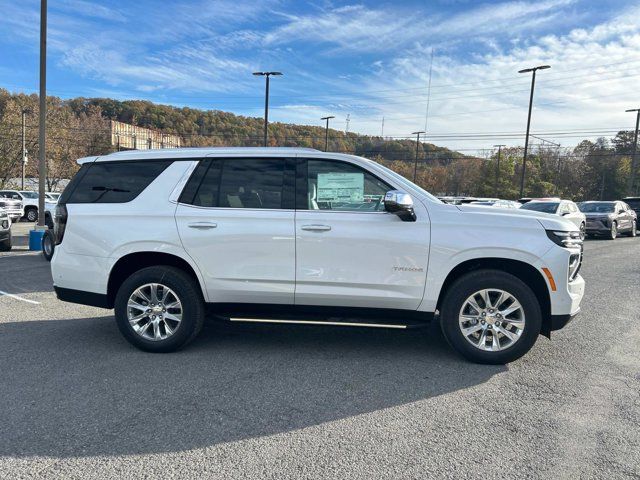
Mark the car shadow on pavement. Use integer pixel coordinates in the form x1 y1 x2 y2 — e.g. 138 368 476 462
0 315 505 458
0 252 52 294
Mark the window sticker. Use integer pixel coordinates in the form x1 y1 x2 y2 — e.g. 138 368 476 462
316 172 364 203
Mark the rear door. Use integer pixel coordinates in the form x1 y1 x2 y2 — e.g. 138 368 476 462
175 157 296 304
294 157 430 310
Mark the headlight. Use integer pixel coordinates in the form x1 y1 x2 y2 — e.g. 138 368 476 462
546 230 582 248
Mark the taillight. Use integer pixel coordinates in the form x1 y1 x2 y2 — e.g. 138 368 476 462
54 204 68 245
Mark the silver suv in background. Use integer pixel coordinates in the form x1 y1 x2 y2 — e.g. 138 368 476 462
579 201 637 239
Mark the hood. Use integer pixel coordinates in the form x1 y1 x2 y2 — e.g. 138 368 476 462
456 204 577 231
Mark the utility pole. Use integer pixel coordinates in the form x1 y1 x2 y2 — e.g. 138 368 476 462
626 108 640 195
381 117 385 138
37 0 47 228
518 64 550 198
21 109 30 190
412 131 426 182
253 71 283 147
493 145 506 198
321 116 335 152
345 114 350 134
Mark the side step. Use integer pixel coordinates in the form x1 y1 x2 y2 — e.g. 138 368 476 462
229 317 427 329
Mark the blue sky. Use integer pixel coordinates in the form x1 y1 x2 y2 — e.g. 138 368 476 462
1 0 640 152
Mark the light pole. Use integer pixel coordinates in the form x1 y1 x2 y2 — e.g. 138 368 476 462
21 109 31 190
518 64 550 198
493 145 506 198
412 131 425 182
626 108 640 195
37 0 47 228
253 71 282 147
320 116 335 152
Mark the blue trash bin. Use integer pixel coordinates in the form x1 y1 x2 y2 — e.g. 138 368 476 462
29 229 46 251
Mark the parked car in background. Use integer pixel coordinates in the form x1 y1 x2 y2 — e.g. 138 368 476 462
623 197 640 218
518 197 560 205
520 200 586 239
0 207 11 251
52 147 585 364
0 197 23 222
578 201 637 239
0 190 40 221
470 200 521 209
45 192 61 202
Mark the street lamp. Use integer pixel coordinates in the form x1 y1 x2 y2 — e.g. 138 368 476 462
412 131 426 182
493 145 506 198
253 71 283 147
625 108 640 195
320 116 335 152
518 64 550 198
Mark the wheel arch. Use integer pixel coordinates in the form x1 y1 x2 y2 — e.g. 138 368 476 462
107 251 206 308
436 257 552 337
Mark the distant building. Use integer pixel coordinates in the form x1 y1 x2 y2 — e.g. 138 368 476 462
110 120 181 150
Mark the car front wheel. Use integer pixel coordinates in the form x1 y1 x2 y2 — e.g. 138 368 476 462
114 266 205 352
440 269 542 364
579 222 586 240
627 220 637 237
609 221 617 240
25 208 37 222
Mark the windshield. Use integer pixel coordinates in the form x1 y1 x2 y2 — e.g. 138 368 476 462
374 162 442 203
579 202 614 213
20 191 38 199
520 202 559 214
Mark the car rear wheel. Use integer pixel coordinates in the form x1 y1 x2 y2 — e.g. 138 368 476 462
42 230 55 261
114 266 205 352
609 221 617 240
627 220 637 237
440 269 542 364
25 208 37 222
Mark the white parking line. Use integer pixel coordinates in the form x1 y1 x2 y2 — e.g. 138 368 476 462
0 290 40 305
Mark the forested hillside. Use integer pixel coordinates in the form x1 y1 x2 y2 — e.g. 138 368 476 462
0 89 636 199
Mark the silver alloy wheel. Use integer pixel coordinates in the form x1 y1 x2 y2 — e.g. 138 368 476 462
458 289 525 352
632 221 637 237
579 223 586 240
43 235 53 256
611 222 617 239
127 283 183 341
26 209 37 222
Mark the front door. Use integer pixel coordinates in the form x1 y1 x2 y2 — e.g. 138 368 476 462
294 158 430 310
176 157 296 304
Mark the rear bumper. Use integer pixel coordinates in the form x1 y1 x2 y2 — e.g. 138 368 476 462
0 229 10 241
54 286 111 309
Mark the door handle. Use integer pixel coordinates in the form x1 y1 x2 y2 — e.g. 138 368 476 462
188 222 217 229
301 224 331 232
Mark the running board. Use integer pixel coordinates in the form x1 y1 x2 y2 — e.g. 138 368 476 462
229 318 408 329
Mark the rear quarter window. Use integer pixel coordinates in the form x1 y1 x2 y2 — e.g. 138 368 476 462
64 160 171 204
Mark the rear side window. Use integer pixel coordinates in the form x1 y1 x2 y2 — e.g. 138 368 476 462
65 161 171 203
180 158 293 209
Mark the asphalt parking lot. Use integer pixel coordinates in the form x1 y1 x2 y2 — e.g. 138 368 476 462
1 223 639 479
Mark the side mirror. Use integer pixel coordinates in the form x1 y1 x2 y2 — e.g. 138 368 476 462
384 190 416 222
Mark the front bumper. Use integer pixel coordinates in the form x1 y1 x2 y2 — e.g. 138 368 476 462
550 309 580 331
585 219 610 233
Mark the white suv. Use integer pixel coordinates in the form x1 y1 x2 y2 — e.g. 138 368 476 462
51 148 584 364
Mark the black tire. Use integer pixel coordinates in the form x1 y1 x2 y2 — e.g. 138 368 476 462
439 269 542 364
627 220 637 237
114 266 205 352
579 222 586 241
42 230 55 261
25 208 37 222
608 221 617 240
0 235 11 252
